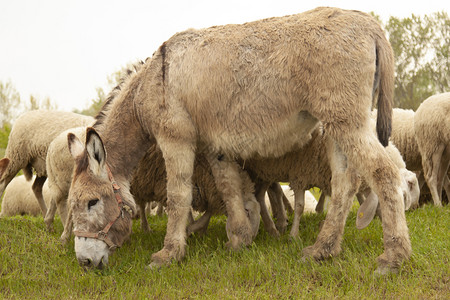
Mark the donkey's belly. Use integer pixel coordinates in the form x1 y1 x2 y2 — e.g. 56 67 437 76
203 110 319 159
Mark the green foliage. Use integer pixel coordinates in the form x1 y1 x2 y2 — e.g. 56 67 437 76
73 87 106 117
0 80 21 127
0 205 448 298
385 12 450 109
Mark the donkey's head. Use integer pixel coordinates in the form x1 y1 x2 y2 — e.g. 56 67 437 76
67 128 133 269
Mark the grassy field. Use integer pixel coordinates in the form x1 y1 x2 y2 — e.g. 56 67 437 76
0 203 449 299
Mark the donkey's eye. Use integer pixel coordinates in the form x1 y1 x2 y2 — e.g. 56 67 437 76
88 199 99 210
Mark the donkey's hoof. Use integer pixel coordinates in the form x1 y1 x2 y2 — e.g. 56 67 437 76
374 265 399 276
45 223 55 233
150 248 178 269
267 227 280 238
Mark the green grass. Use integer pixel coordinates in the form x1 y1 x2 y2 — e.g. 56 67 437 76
0 204 448 299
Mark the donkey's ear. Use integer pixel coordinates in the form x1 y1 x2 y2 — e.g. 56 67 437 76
0 158 10 180
85 127 107 177
67 133 85 159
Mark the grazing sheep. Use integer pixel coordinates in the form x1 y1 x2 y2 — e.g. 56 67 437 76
0 110 94 215
0 175 51 217
374 107 449 206
44 126 92 232
130 144 261 242
388 108 423 171
244 125 419 237
414 92 450 206
355 140 420 229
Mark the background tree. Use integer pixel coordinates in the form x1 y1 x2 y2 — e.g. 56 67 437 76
385 12 449 110
0 80 21 127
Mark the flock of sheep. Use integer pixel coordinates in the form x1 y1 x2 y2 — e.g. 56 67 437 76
0 7 449 275
1 77 448 262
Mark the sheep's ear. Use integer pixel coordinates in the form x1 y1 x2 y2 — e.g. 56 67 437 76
85 127 107 178
356 191 378 230
67 133 85 159
0 158 10 180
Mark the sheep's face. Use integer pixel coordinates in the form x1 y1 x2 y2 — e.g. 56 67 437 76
67 129 133 269
399 168 420 210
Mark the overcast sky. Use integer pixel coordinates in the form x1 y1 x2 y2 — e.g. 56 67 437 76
0 0 447 112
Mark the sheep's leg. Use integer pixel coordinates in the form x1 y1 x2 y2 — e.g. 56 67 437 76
270 182 293 215
32 176 47 215
289 190 305 238
281 190 294 215
156 202 164 216
58 195 69 226
443 175 450 202
205 153 253 250
44 197 58 232
138 200 151 233
60 205 73 245
356 192 365 206
422 144 445 206
0 158 16 198
436 145 450 205
187 210 212 236
332 129 411 274
303 141 359 260
416 172 425 190
268 183 288 234
150 139 196 268
255 182 280 237
315 192 326 213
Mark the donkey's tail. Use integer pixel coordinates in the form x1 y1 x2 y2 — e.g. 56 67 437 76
374 33 395 147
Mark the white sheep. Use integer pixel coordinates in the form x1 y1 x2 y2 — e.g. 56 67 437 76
414 92 450 206
43 126 93 232
244 125 419 237
130 144 261 242
374 106 449 205
0 175 51 217
0 110 94 216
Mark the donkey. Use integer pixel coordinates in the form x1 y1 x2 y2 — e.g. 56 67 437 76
67 7 411 274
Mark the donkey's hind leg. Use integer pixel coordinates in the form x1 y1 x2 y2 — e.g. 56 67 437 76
335 128 411 274
303 140 360 259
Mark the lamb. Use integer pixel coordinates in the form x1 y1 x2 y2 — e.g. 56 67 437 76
0 175 51 217
414 92 450 206
244 125 419 237
0 110 94 216
130 144 261 243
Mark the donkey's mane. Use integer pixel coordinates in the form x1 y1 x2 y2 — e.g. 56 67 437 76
93 59 148 128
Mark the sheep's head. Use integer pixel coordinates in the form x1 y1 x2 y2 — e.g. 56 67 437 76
67 128 134 269
399 168 420 210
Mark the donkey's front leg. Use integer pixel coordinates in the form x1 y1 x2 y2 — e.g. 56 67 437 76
150 141 195 268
